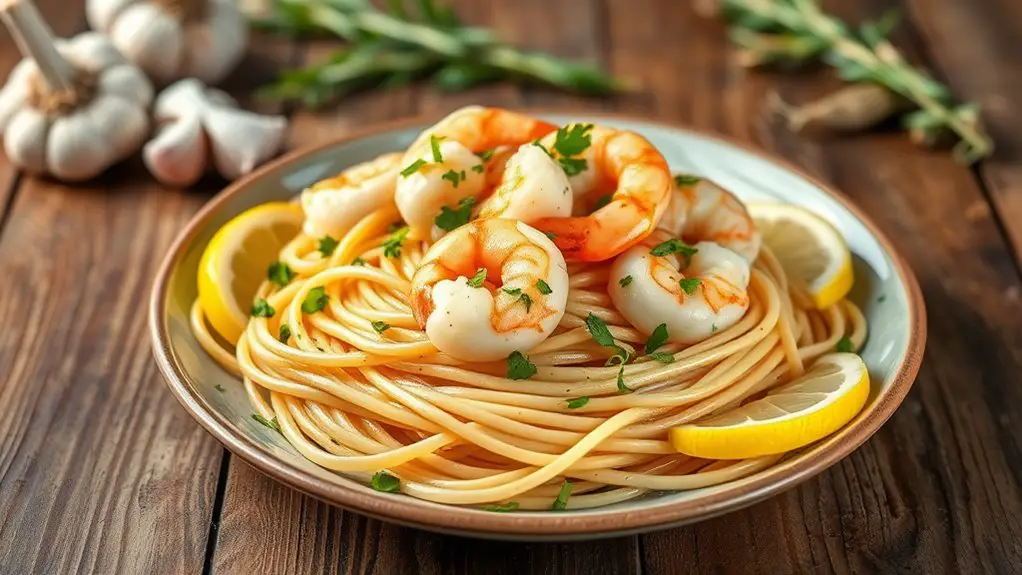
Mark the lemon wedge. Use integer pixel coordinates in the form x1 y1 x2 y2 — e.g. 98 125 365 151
748 202 853 309
197 202 303 345
670 353 870 459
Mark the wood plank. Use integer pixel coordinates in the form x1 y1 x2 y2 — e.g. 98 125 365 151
209 2 644 573
597 0 1022 572
901 0 1022 269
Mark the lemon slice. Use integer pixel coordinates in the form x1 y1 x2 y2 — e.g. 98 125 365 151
748 202 853 309
670 353 869 459
197 202 303 345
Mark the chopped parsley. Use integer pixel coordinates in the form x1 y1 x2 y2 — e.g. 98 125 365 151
351 256 366 266
483 501 519 512
551 480 573 511
267 261 295 287
318 235 339 257
214 384 226 393
467 267 488 287
616 365 632 394
591 194 612 212
644 323 669 354
477 148 495 161
371 321 391 334
544 231 557 240
650 352 675 363
650 238 698 266
532 139 553 157
371 471 401 493
471 163 485 173
387 221 404 233
619 275 634 288
301 287 329 314
585 313 630 368
679 277 701 295
711 323 718 333
877 294 887 303
536 279 552 295
566 396 590 409
502 287 522 296
836 336 854 353
252 413 281 433
400 158 427 177
429 134 444 162
441 168 468 188
434 196 475 231
520 293 533 312
674 174 702 187
278 324 292 343
507 351 537 380
552 123 594 176
382 226 410 258
251 299 275 318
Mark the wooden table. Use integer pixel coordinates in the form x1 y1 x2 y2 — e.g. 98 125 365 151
2 0 1021 573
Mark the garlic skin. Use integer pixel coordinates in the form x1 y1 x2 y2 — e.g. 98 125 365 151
144 78 287 186
86 0 247 85
0 32 153 181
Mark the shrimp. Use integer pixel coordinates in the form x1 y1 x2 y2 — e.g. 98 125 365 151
300 152 402 238
608 231 751 343
530 124 673 262
395 107 556 234
659 175 761 263
410 219 569 361
475 143 573 223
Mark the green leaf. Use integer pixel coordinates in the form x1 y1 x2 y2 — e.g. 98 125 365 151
252 413 282 433
318 235 339 257
551 480 573 511
502 287 522 296
836 336 854 353
467 267 488 287
674 174 701 187
566 396 590 409
477 148 495 161
400 158 427 177
590 194 612 213
507 351 538 380
536 279 552 295
520 293 533 312
351 256 367 266
441 169 464 187
616 365 632 394
585 313 616 348
371 471 401 493
435 196 476 231
902 109 944 130
251 299 275 318
650 239 699 267
679 278 702 295
382 226 410 258
645 323 669 354
650 352 675 363
619 275 633 288
301 287 329 314
430 134 444 163
372 321 391 333
267 261 295 287
279 324 292 343
483 501 519 512
558 157 588 176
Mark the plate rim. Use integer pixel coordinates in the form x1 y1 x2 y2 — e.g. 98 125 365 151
149 110 927 539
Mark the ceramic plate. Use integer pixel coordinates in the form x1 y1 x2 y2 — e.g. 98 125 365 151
150 112 926 541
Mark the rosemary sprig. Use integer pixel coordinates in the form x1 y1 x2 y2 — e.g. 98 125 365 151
253 0 626 107
713 0 993 164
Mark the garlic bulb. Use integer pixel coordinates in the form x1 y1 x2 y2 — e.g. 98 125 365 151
0 0 153 181
144 78 287 186
86 0 247 85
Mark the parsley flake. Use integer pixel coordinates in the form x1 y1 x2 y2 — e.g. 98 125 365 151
559 157 588 176
467 267 488 287
877 295 887 303
214 384 226 393
372 321 391 334
318 235 339 257
301 287 329 314
532 139 553 157
477 148 495 161
251 299 275 318
351 256 366 266
836 336 854 353
371 471 401 493
441 169 466 188
502 287 522 296
591 194 612 212
616 365 632 394
507 351 537 380
650 352 675 363
674 174 702 187
536 279 552 295
645 323 669 354
382 226 410 258
267 261 295 287
619 275 634 287
544 231 557 240
552 123 593 176
679 278 701 295
520 292 533 312
252 413 281 433
551 480 573 511
429 134 445 162
711 323 718 333
471 163 485 173
400 158 427 177
585 313 617 348
566 396 590 409
434 197 475 231
483 501 519 512
279 324 292 343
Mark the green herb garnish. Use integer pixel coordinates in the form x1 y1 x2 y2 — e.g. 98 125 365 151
649 352 675 363
586 313 630 368
400 158 427 177
251 299 275 318
836 336 854 353
679 278 702 295
429 134 444 162
279 324 292 343
252 413 281 433
441 168 467 187
267 261 295 287
551 480 573 511
371 471 401 493
536 279 552 295
590 195 612 212
483 501 519 512
318 235 339 256
544 231 557 240
214 384 226 393
477 148 495 161
520 293 533 312
616 365 632 394
502 287 522 296
467 267 488 287
372 321 391 334
674 174 702 187
552 123 593 176
301 287 329 314
434 196 475 231
566 396 590 409
650 239 699 267
471 163 485 173
507 351 537 380
351 256 366 266
645 323 669 354
619 275 633 288
382 226 410 258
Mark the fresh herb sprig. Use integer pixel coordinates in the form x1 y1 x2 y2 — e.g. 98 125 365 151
253 0 626 107
709 0 992 164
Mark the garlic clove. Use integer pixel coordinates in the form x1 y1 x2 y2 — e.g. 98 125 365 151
4 108 50 173
87 94 148 161
181 0 248 84
109 2 184 84
46 101 118 181
143 112 208 187
97 63 153 108
203 105 286 180
61 31 127 73
85 0 135 32
0 60 36 130
152 77 207 120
